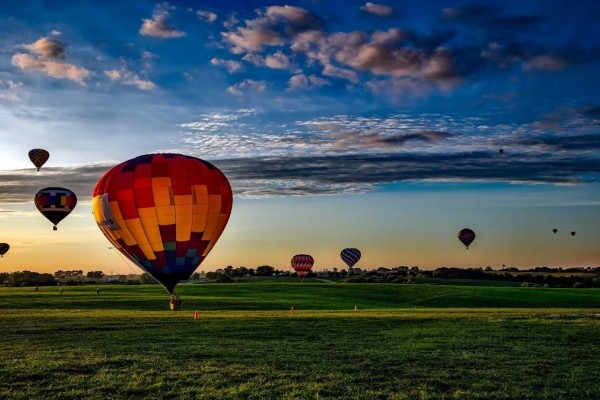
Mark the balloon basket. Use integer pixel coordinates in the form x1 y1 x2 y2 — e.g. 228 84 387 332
170 302 182 311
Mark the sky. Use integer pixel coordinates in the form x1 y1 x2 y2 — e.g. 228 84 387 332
0 0 599 274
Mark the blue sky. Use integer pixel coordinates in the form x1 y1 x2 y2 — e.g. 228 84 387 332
0 0 599 273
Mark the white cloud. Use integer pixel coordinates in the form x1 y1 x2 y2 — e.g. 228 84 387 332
288 74 330 90
12 53 90 85
360 2 395 17
22 37 65 58
197 10 217 23
226 79 267 96
104 69 156 90
211 58 244 73
0 80 23 102
140 3 185 38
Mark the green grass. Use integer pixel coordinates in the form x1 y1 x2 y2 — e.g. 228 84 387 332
1 283 600 399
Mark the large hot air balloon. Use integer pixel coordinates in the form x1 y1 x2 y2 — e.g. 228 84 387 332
29 149 49 171
0 243 9 258
92 153 232 295
35 187 77 230
291 254 314 278
341 248 361 268
458 228 476 249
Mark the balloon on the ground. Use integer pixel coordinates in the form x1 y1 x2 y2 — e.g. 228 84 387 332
92 153 233 294
340 248 361 268
458 228 476 249
0 243 9 258
35 187 77 230
291 254 314 278
28 149 49 171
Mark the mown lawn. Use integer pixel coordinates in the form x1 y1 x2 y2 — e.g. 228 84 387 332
1 283 599 399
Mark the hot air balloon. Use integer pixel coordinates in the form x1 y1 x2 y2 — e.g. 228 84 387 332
291 254 314 278
28 149 49 171
92 153 232 295
341 248 361 269
0 243 9 258
553 228 558 234
499 148 504 154
458 228 476 249
571 231 576 237
35 187 77 230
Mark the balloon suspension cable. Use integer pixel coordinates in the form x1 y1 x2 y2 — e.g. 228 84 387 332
109 247 142 276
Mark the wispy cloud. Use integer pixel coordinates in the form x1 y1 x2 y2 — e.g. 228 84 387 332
226 79 267 96
104 68 157 90
12 53 90 85
197 10 217 23
360 2 395 18
140 3 186 38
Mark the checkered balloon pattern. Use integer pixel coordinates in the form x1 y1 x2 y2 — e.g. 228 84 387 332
34 187 78 229
92 153 232 294
291 254 314 278
340 248 361 268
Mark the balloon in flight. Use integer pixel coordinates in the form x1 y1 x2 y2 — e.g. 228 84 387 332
458 228 476 249
0 243 9 258
28 149 49 171
553 228 558 234
571 231 576 237
35 187 77 230
340 248 361 268
92 153 233 294
291 254 314 278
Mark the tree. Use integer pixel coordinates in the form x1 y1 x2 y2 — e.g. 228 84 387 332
255 265 275 276
86 271 105 279
140 273 158 284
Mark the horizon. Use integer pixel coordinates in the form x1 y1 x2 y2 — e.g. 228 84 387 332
1 0 599 275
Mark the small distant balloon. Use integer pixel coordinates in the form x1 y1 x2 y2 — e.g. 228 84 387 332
341 248 361 268
291 254 314 278
0 243 9 258
499 148 504 154
571 231 576 237
34 187 77 230
458 228 476 249
553 228 558 234
28 149 49 171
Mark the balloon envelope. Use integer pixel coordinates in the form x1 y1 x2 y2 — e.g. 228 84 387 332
340 248 361 268
458 228 476 249
35 187 77 230
92 153 232 294
291 254 314 278
0 243 9 258
571 231 576 237
553 228 558 234
29 149 49 171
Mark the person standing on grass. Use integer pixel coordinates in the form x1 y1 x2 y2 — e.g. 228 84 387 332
96 287 100 295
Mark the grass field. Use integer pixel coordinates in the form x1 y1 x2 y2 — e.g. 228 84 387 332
1 283 600 399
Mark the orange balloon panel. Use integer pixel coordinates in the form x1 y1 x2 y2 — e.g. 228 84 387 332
92 154 232 293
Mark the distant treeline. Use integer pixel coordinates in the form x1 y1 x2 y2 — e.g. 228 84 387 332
1 266 599 288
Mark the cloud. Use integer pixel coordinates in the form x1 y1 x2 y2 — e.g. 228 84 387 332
211 58 244 73
241 51 293 70
288 74 330 90
522 55 568 72
222 5 321 54
518 134 600 152
140 3 185 38
22 37 65 58
226 79 267 96
360 2 395 18
104 68 156 90
329 129 453 149
0 80 23 102
12 53 90 85
197 10 217 23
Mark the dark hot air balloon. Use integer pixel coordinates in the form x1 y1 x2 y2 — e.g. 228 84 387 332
458 228 476 249
291 254 314 278
571 231 576 237
499 148 504 154
0 243 9 258
553 228 558 234
92 153 232 295
35 187 77 230
28 149 49 171
341 248 361 268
